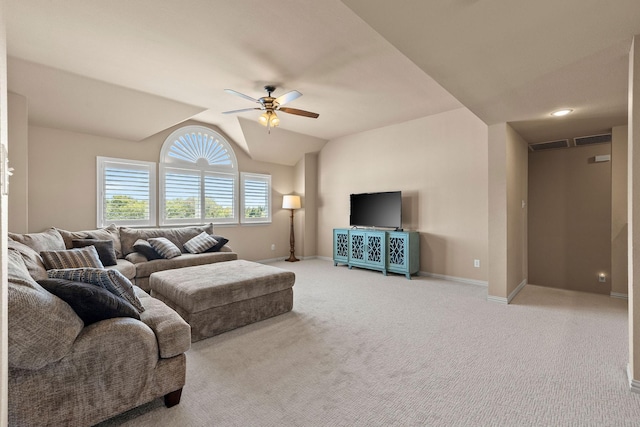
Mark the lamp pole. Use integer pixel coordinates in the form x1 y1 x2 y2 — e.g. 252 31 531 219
287 207 299 262
282 195 301 262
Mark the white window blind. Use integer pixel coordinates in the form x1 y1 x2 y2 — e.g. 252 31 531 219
162 167 202 224
205 173 236 222
241 172 271 224
97 157 156 227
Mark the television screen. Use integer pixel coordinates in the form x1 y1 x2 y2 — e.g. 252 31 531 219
350 191 402 229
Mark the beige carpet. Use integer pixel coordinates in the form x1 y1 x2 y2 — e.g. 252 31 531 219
97 259 640 426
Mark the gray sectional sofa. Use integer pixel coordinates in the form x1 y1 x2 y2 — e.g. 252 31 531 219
7 223 238 426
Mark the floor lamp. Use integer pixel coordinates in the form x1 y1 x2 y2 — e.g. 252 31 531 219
283 195 301 262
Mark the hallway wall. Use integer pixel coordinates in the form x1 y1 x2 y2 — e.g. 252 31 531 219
528 144 612 294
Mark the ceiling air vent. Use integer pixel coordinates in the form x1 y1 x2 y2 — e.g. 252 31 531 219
574 133 612 146
529 139 570 152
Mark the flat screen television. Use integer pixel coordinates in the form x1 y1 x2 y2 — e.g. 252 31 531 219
350 191 402 230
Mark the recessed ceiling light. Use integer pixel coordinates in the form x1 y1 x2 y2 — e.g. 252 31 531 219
551 109 573 117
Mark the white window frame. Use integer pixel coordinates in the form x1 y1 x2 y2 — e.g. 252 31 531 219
96 157 156 227
159 125 239 226
241 172 272 224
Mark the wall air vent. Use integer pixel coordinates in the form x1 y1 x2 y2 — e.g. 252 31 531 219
528 139 570 152
574 133 612 146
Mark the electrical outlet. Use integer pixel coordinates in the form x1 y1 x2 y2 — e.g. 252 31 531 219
271 244 276 251
599 273 606 283
474 259 480 268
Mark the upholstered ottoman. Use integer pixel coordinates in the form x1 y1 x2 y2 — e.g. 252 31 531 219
149 260 295 342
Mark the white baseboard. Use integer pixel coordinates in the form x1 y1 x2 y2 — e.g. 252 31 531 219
611 292 629 300
487 278 527 305
259 255 320 264
627 364 640 393
418 271 488 287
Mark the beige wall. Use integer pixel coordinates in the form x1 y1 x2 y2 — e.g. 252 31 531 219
293 152 318 259
612 125 628 296
528 144 612 294
317 107 488 282
7 92 27 233
487 123 528 302
17 120 297 262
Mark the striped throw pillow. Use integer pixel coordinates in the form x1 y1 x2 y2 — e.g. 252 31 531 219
148 237 182 259
47 268 145 313
41 246 104 270
183 232 218 254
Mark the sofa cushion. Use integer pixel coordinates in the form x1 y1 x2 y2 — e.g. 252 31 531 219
37 278 141 325
132 239 162 260
41 246 104 270
135 251 238 279
148 237 182 259
8 228 66 253
7 239 48 281
7 249 84 370
55 228 90 249
119 223 214 256
48 268 145 313
85 224 123 258
72 239 118 266
56 224 123 258
184 232 218 254
105 258 137 281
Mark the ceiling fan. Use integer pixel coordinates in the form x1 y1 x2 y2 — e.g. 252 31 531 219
222 85 319 131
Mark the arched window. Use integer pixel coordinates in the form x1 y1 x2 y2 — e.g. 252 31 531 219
159 125 239 225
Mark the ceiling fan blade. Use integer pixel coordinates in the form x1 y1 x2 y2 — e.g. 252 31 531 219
222 107 261 114
274 90 302 106
224 89 258 103
278 107 319 118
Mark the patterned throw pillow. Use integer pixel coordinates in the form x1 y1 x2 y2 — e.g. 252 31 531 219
72 239 118 266
47 268 145 313
132 239 163 260
40 246 104 270
37 278 141 325
148 237 182 259
183 232 218 254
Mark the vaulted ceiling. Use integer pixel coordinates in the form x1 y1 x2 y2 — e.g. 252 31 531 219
6 1 640 164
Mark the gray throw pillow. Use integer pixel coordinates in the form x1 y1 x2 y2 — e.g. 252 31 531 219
132 239 163 260
72 239 118 266
37 278 141 325
205 236 229 253
40 246 104 270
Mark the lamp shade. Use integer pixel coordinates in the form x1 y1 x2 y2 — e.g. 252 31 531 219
282 195 301 210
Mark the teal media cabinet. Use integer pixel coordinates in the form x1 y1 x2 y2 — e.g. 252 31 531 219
333 228 420 279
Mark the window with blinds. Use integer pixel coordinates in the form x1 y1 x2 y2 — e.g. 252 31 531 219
96 157 156 227
159 125 239 225
241 172 271 224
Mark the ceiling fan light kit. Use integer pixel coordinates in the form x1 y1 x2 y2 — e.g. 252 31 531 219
223 85 319 132
259 111 280 129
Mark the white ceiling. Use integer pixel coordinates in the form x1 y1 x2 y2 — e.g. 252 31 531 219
6 0 640 163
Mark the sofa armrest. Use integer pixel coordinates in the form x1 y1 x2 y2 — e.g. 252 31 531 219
136 288 191 358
